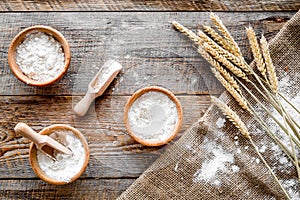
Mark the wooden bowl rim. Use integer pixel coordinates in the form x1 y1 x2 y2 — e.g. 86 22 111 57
29 124 89 185
124 86 183 146
8 25 71 86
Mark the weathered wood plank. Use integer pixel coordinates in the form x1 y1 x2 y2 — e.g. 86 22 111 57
0 12 292 96
0 0 299 11
0 95 210 178
0 179 135 199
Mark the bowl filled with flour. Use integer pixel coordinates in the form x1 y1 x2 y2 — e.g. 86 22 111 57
29 124 89 185
124 86 183 146
8 25 71 86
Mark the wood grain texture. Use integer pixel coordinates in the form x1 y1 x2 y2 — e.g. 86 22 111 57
0 11 296 199
0 95 210 178
0 179 135 199
0 0 299 11
0 12 293 96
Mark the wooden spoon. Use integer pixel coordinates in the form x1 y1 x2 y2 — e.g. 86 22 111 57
14 123 72 160
74 59 122 116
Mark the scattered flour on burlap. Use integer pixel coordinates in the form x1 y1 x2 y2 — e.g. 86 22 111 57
260 75 300 199
283 179 300 199
268 76 300 150
193 137 239 186
199 74 300 197
16 32 65 82
216 117 226 128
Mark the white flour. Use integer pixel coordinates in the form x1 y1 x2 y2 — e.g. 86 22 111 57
16 32 65 82
37 131 86 183
128 91 178 142
193 138 237 186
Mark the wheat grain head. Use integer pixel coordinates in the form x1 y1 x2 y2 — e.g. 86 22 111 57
172 21 199 43
246 27 266 76
210 67 250 112
197 47 240 92
211 96 251 139
203 25 232 54
260 35 278 94
210 12 243 58
202 43 249 81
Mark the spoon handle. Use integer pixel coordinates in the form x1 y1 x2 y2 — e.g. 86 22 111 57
73 92 95 117
14 123 46 145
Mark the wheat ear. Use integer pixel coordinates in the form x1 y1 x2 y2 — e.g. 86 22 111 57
202 42 248 81
198 30 251 74
210 12 242 58
197 47 240 92
260 35 278 94
210 68 250 112
246 27 266 76
172 21 199 43
203 25 232 54
211 97 250 138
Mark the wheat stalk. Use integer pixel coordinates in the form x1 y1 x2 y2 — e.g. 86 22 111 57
246 27 266 76
260 35 278 94
173 14 294 199
203 25 232 54
210 12 242 58
211 96 290 199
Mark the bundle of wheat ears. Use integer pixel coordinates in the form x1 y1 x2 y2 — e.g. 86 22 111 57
172 13 299 199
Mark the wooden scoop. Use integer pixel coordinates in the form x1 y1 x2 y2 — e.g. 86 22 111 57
74 59 122 116
14 123 72 161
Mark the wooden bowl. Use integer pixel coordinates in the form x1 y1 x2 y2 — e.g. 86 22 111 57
29 124 89 185
8 25 71 86
124 86 183 146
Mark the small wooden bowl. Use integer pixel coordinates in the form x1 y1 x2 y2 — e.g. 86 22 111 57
8 25 71 86
124 86 183 146
29 124 89 185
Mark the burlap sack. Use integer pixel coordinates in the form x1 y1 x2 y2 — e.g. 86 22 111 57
118 11 300 199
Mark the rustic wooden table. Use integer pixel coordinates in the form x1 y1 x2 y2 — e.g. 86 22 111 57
0 1 299 199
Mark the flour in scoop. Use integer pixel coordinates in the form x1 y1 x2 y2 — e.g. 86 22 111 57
16 32 65 82
37 131 85 183
128 91 178 142
92 60 122 91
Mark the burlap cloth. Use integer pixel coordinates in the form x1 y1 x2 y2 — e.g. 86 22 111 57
118 11 300 199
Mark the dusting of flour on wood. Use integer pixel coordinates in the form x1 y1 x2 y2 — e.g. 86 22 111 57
16 32 65 82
